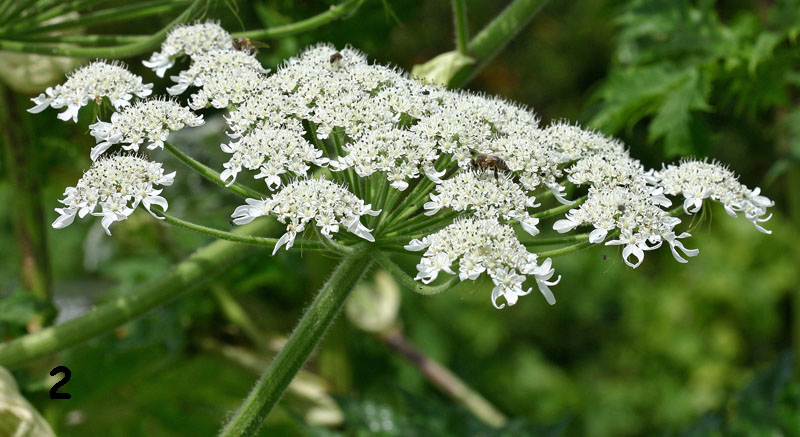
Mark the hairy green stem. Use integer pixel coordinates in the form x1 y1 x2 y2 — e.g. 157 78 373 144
234 0 363 39
219 247 372 436
449 0 550 88
0 219 276 369
451 0 469 54
163 141 265 200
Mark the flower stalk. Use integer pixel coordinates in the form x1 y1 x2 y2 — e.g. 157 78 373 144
219 247 372 436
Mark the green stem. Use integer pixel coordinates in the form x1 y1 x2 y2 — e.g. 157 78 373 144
449 0 550 88
0 0 201 57
163 141 265 200
531 195 586 219
9 33 147 44
8 0 187 36
233 0 363 39
522 233 590 246
373 250 456 295
0 84 51 303
0 218 276 369
219 247 372 436
157 210 325 252
3 0 109 34
451 0 469 54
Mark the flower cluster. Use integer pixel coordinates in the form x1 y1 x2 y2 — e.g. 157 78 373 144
143 21 233 77
405 218 559 308
231 179 380 255
53 154 174 235
220 124 328 189
654 160 774 233
424 171 540 236
88 99 204 160
34 22 774 309
28 61 152 122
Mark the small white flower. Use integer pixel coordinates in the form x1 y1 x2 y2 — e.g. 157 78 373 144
654 159 775 233
52 154 174 235
230 179 380 255
406 218 559 308
28 61 152 122
88 99 203 160
143 21 233 77
220 124 328 189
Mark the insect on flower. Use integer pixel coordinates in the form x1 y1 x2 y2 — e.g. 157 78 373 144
470 153 509 180
232 37 269 55
329 51 343 64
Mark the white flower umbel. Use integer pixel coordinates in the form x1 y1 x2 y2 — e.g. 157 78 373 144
654 160 775 233
32 36 774 310
553 184 697 268
143 21 233 77
231 179 380 255
220 125 329 189
28 61 152 122
52 154 175 235
88 99 204 160
424 171 541 235
404 218 560 308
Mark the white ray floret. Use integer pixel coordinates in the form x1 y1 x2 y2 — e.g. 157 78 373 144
231 179 380 255
52 154 174 235
28 61 152 122
88 99 204 160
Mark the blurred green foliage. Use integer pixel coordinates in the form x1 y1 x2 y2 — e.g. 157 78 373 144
0 0 798 436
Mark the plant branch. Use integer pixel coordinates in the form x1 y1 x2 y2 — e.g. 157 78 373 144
233 0 363 40
163 141 265 200
372 250 457 295
449 0 550 88
0 218 276 369
219 247 372 436
0 0 202 57
451 0 469 54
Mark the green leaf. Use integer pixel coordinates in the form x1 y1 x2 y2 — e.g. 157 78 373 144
648 68 711 156
748 32 782 74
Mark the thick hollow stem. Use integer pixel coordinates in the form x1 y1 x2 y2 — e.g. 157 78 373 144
219 248 372 436
0 219 276 369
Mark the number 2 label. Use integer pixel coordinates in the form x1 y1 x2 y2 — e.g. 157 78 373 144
49 366 72 399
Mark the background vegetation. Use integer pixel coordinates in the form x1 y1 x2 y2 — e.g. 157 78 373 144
0 0 798 435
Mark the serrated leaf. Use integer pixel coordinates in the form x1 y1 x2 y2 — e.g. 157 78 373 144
748 32 782 74
648 68 711 156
